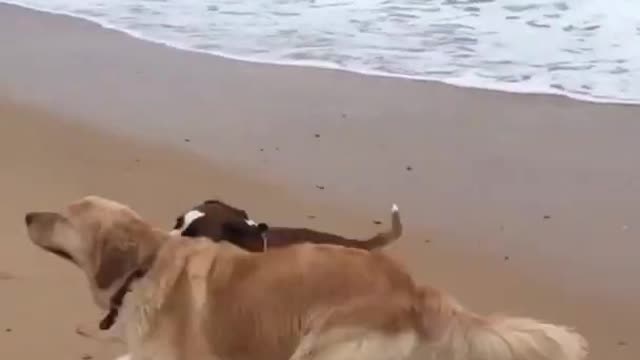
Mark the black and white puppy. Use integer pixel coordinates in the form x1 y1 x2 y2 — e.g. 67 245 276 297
171 200 402 252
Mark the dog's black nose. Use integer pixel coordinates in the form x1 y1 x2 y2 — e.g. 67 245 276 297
25 212 36 225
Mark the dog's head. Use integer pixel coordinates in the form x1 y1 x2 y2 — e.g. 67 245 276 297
171 199 268 245
24 195 163 309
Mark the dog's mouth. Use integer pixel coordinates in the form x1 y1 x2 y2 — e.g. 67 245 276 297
173 216 184 230
43 246 76 264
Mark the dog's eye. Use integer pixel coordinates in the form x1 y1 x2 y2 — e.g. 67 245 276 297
173 216 184 230
182 223 199 237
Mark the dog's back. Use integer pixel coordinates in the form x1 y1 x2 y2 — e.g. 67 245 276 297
201 243 419 360
138 239 419 360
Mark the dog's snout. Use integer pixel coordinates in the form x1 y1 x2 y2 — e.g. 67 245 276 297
25 212 36 225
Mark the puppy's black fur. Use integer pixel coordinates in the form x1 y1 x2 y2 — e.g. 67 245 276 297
173 199 402 252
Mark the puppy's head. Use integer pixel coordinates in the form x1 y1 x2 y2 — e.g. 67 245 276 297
25 195 162 309
171 199 268 244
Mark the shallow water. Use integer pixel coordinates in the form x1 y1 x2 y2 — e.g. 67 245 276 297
5 0 640 104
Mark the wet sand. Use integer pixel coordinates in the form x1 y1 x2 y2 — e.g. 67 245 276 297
1 3 639 359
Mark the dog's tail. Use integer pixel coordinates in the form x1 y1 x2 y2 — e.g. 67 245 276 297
358 204 402 250
417 286 588 360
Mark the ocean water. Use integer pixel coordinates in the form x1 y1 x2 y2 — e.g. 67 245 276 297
4 0 640 104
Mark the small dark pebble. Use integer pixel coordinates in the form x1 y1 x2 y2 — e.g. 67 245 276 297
504 256 510 261
373 220 382 225
0 271 15 280
314 134 320 138
618 340 627 346
134 159 140 163
341 113 347 119
543 215 551 220
499 225 504 231
275 147 280 151
307 215 316 220
259 148 264 152
424 239 431 244
184 138 191 143
81 355 93 360
406 166 413 171
315 185 325 190
5 328 12 332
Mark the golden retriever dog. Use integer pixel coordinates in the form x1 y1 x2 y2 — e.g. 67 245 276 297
25 195 588 360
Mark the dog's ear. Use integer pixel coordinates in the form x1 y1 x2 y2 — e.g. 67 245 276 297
221 220 269 241
94 227 139 289
221 220 255 240
257 222 269 233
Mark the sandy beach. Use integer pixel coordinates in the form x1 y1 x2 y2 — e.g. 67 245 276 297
1 3 639 359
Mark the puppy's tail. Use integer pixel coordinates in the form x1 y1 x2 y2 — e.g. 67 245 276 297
417 286 588 360
359 204 402 250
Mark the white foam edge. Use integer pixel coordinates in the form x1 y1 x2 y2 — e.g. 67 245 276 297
4 1 639 106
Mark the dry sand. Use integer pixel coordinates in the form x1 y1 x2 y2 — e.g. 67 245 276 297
1 3 639 360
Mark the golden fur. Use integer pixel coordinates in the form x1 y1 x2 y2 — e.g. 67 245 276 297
25 195 589 360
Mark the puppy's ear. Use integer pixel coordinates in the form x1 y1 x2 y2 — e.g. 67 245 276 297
94 227 139 289
257 222 269 233
221 220 268 241
221 220 253 240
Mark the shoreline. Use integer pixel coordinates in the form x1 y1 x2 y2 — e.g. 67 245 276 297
2 1 639 106
1 3 639 359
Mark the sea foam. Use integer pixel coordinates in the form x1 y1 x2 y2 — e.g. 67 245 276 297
4 0 640 104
